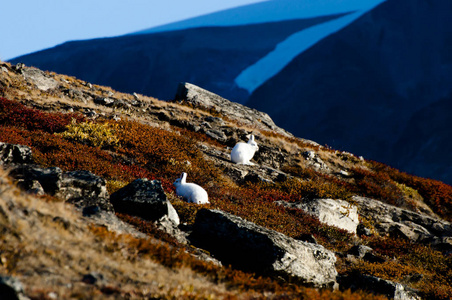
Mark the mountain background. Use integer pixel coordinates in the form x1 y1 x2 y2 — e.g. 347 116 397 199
9 0 452 184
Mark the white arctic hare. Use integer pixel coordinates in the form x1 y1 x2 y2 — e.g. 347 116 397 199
173 172 209 204
230 134 259 165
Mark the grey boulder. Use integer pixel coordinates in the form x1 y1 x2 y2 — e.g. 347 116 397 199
0 143 33 165
353 196 452 249
8 165 112 211
277 198 359 234
21 67 58 91
174 82 292 137
190 209 337 288
57 170 111 211
110 178 179 225
339 273 421 300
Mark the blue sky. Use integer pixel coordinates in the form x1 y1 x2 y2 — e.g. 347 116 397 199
0 0 264 61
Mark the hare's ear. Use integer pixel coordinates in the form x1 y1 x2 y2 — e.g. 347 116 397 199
248 134 255 143
181 172 187 182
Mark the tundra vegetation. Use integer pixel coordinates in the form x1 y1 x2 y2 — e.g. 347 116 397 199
0 61 451 299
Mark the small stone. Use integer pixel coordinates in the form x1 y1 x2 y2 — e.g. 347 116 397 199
349 245 373 258
0 142 33 165
296 233 318 244
357 224 372 236
82 273 104 285
82 205 101 216
94 97 115 106
85 110 98 118
0 275 25 300
17 179 45 195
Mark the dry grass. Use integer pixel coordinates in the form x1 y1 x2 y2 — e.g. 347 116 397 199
0 169 239 299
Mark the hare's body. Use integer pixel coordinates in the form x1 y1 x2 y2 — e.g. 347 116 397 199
231 135 259 165
173 173 209 204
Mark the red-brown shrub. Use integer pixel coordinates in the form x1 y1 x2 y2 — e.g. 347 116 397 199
115 120 222 186
351 167 407 207
0 97 85 133
370 161 452 221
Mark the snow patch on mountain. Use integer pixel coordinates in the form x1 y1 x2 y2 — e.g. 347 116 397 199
235 0 386 94
132 0 385 35
131 0 386 94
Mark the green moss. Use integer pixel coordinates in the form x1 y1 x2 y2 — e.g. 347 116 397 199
106 180 128 194
395 182 422 200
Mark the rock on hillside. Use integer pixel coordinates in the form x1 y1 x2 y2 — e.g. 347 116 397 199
174 82 292 137
110 178 178 223
277 199 360 234
352 196 452 250
190 209 338 288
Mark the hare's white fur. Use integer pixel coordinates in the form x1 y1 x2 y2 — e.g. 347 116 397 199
173 172 209 204
230 134 259 165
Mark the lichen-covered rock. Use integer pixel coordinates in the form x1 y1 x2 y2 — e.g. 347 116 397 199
21 67 58 91
302 151 330 172
174 82 292 137
339 273 421 300
8 165 63 195
0 275 29 300
57 170 112 211
190 209 337 288
277 198 359 234
8 166 113 211
0 142 33 165
353 196 452 248
348 245 373 259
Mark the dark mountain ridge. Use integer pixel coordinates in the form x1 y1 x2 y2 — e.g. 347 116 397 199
10 14 344 102
247 0 452 182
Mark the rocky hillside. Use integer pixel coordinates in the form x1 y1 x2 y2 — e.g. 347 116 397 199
0 61 451 299
9 0 452 187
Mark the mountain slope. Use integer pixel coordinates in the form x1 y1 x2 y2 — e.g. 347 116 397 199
394 95 452 183
1 61 452 299
247 0 452 182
